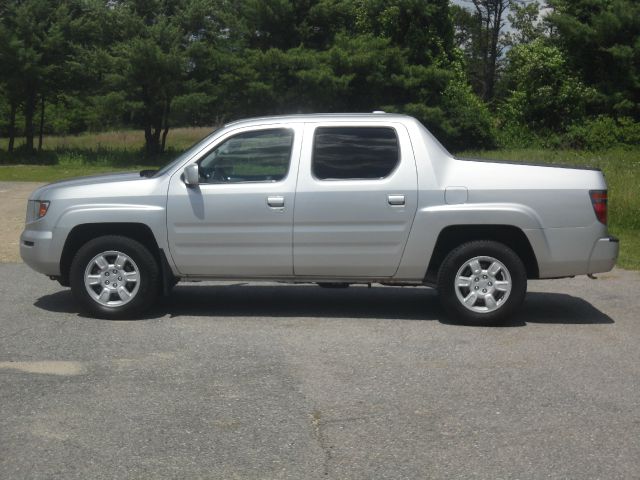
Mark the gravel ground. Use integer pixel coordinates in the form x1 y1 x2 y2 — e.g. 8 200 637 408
1 264 639 479
1 181 639 479
0 182 43 262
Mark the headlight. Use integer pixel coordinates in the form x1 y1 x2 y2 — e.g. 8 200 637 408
26 200 50 222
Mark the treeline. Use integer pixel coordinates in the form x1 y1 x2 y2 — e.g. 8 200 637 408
0 0 638 156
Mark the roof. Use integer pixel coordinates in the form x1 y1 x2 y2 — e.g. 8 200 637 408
224 112 414 128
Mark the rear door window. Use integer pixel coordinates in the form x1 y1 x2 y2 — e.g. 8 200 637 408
312 127 400 180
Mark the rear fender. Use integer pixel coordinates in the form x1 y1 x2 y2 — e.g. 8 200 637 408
395 203 543 280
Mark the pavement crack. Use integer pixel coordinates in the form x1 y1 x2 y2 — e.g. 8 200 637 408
310 409 333 476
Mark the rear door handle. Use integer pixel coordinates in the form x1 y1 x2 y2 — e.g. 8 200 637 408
387 194 405 206
267 196 285 208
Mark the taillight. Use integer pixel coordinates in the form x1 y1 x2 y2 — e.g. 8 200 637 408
589 190 607 225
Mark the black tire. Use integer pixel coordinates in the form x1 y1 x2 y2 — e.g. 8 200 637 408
437 240 527 325
70 235 160 319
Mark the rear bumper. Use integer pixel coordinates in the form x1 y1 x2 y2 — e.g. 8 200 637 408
588 236 619 274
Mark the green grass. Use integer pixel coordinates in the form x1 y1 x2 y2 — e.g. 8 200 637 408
0 126 214 152
0 164 154 182
0 127 216 182
614 230 640 270
459 147 640 270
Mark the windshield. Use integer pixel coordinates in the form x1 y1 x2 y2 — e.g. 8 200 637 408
153 128 221 178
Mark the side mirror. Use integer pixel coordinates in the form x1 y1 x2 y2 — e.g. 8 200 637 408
183 164 199 187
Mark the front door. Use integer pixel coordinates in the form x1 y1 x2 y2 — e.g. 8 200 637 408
167 124 302 276
293 123 418 278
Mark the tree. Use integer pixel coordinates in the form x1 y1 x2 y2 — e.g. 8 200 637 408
0 0 496 153
0 0 71 153
503 1 546 47
546 0 640 119
239 0 300 51
107 0 193 156
355 0 453 64
0 19 23 152
452 0 511 101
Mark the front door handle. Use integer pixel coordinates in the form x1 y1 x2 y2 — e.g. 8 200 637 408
387 194 405 206
267 196 285 208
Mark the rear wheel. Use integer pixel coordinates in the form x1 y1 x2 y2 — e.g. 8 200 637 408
437 240 527 325
70 235 160 319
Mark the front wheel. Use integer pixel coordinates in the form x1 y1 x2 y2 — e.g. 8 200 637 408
70 235 160 319
437 241 527 325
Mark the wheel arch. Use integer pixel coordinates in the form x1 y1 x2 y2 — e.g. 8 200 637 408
424 225 539 285
59 223 162 287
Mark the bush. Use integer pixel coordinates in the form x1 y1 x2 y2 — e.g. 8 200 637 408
500 39 596 132
393 51 497 152
440 71 496 151
495 116 640 150
564 116 640 150
495 122 546 149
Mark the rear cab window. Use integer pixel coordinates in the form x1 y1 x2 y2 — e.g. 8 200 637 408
312 126 400 180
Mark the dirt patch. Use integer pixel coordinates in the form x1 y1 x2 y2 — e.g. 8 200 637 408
0 182 44 262
0 360 84 376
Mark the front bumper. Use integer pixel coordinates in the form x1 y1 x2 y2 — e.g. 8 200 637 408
20 229 60 276
588 236 619 274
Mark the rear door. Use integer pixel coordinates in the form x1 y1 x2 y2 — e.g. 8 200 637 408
293 122 418 277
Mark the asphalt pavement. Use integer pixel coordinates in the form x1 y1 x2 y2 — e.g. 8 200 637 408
1 263 639 479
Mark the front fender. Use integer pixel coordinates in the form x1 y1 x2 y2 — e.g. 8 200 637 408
51 203 170 270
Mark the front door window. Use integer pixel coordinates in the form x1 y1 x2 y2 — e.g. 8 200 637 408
198 128 293 184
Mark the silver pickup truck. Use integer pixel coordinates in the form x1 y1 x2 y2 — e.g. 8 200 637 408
20 113 618 324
